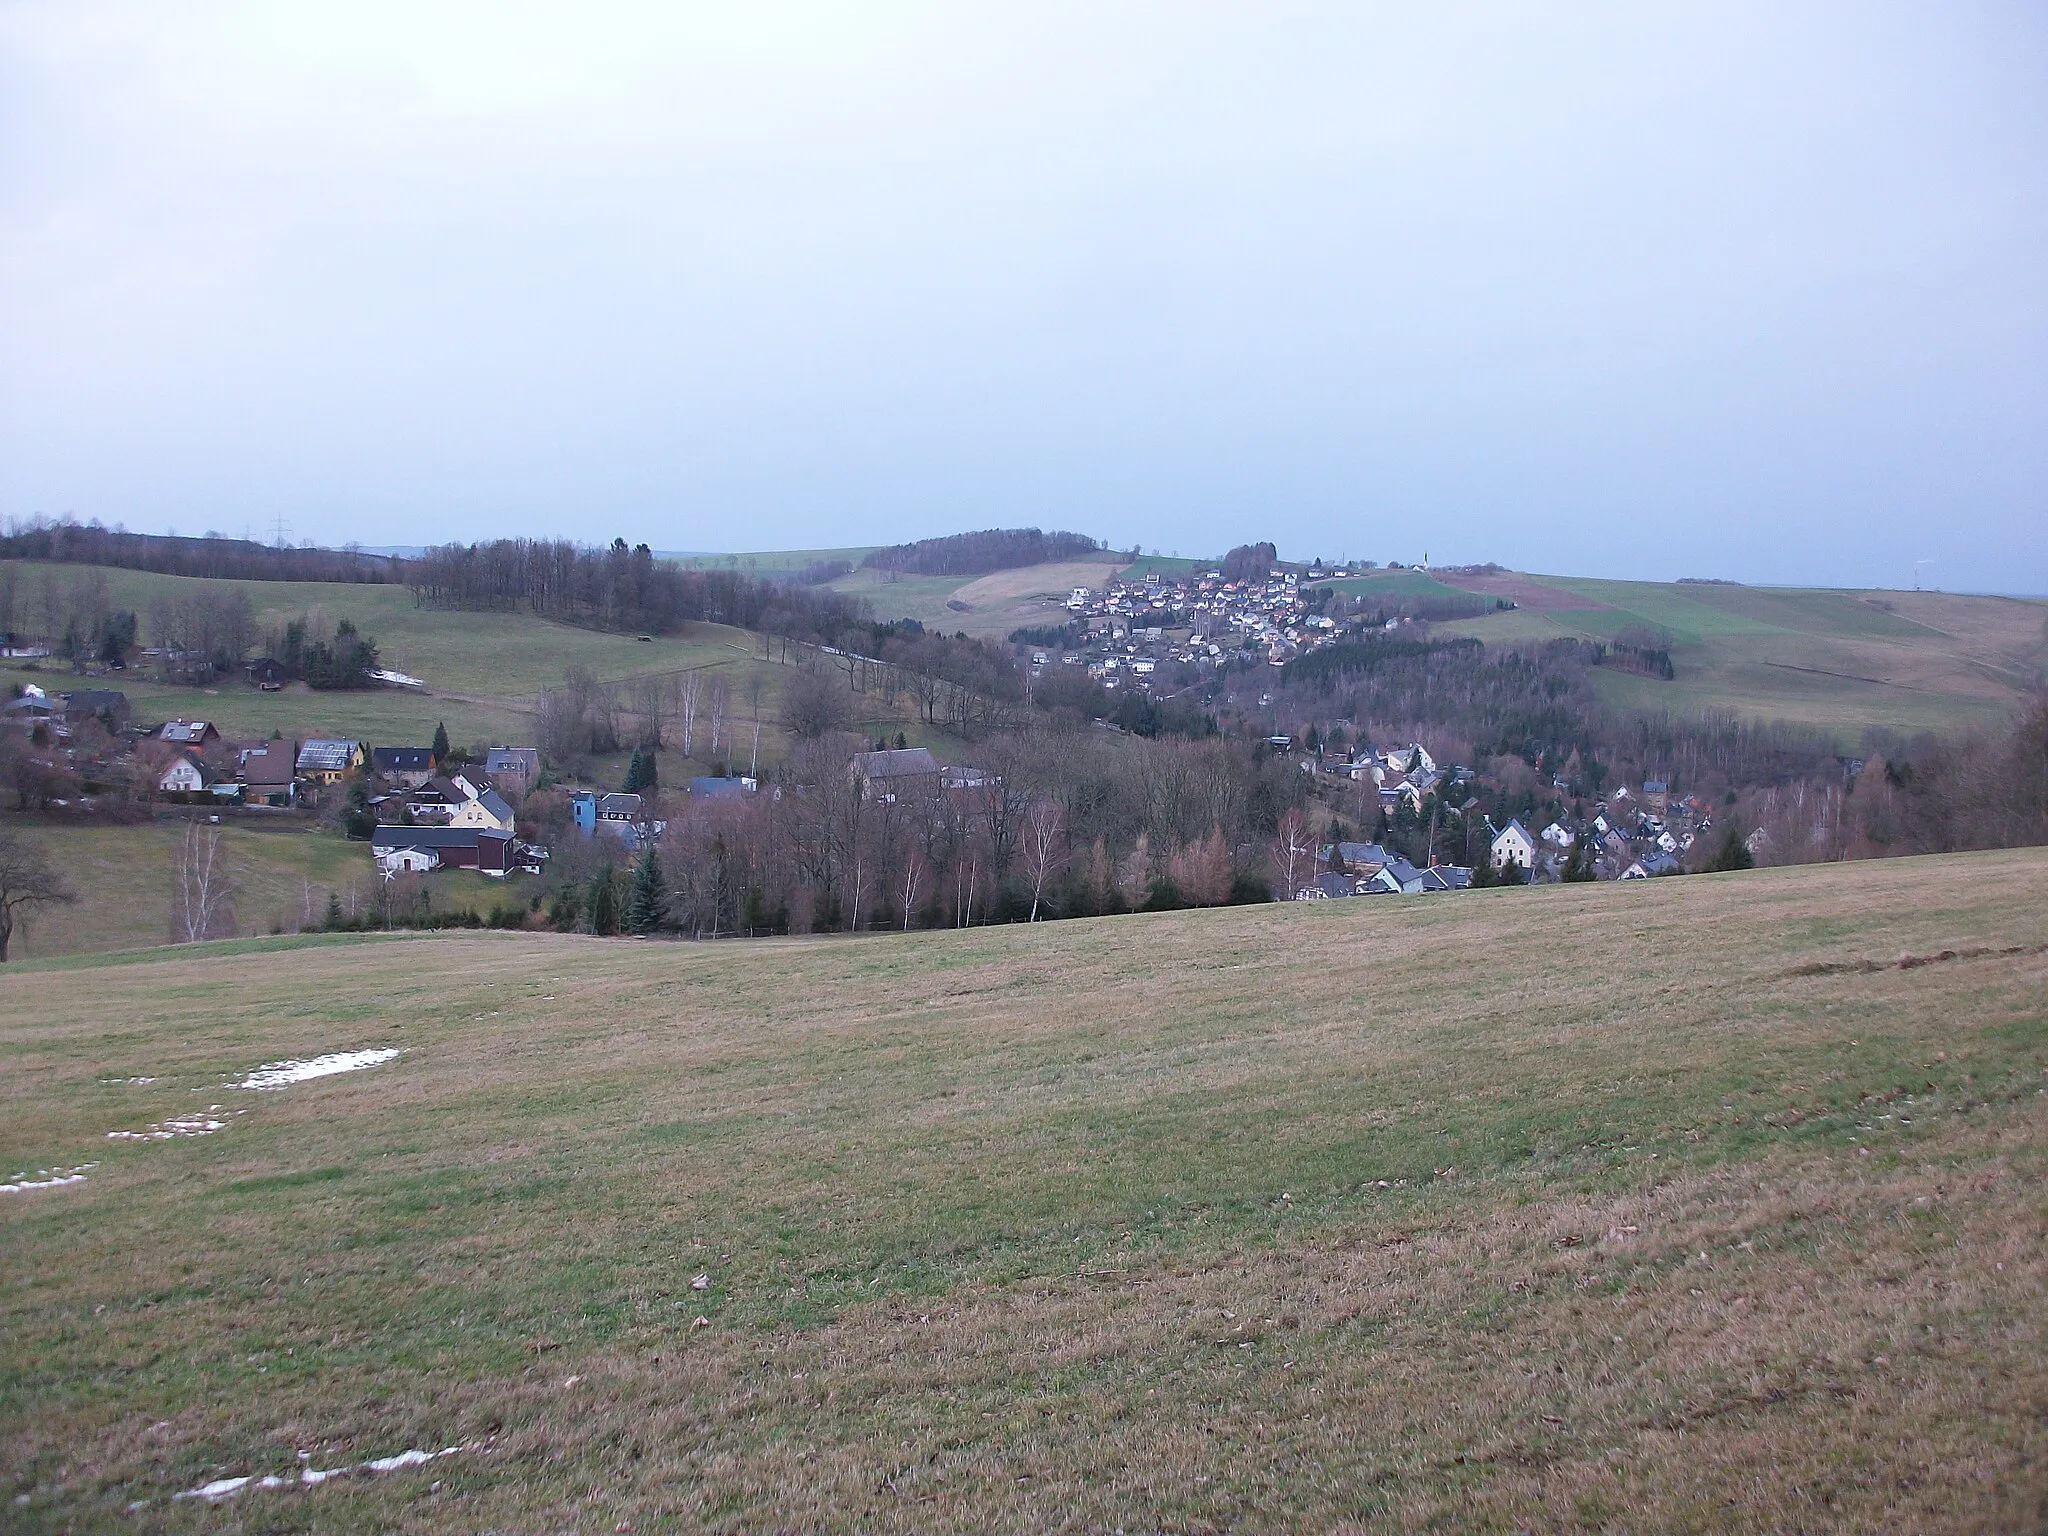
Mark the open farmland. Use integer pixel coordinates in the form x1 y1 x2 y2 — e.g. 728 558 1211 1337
2 559 965 798
0 821 522 961
1435 572 2048 737
3 851 2044 1531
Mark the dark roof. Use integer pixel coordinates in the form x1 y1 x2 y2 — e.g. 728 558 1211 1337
687 776 749 799
852 747 939 779
298 739 362 772
485 746 539 776
63 689 128 715
1332 841 1393 868
372 747 436 773
239 741 298 785
474 789 515 822
369 825 513 850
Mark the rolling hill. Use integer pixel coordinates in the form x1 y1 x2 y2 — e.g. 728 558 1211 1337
1430 571 2048 737
2 851 2043 1529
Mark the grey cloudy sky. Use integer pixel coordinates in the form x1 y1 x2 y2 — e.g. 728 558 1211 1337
3 4 2043 589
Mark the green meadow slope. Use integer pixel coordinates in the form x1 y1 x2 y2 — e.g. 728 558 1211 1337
1433 571 2048 737
10 555 2043 740
0 560 970 781
3 852 2044 1531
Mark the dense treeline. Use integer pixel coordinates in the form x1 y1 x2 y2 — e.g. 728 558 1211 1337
534 726 1297 938
860 528 1101 577
1220 543 1279 583
0 520 397 584
1733 701 2048 867
407 537 870 640
1259 635 1856 795
1591 640 1677 679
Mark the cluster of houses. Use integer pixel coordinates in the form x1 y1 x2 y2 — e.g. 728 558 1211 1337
1313 741 1462 816
0 683 560 879
1298 842 1474 899
365 749 542 877
1045 566 1347 689
1479 778 1714 883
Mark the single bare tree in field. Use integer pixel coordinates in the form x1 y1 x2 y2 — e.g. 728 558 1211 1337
0 828 75 961
1024 798 1065 921
1274 807 1313 899
173 822 237 943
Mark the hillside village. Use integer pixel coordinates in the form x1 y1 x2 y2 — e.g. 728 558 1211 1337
1047 564 1342 685
2 666 1726 924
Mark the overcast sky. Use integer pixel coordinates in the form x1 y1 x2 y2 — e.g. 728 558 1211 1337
2 4 2043 590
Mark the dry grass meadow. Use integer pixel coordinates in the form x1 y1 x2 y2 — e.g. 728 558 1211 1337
3 850 2045 1532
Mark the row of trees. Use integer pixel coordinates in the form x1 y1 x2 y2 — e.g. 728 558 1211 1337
860 528 1101 577
0 519 397 583
536 665 769 770
406 537 869 640
1733 702 2048 865
537 724 1302 938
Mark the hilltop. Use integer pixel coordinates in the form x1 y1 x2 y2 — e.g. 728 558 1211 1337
2 851 2043 1529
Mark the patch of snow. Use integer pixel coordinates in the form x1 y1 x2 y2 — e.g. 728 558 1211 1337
107 1108 234 1141
174 1477 250 1502
236 1049 402 1091
0 1162 97 1193
172 1446 463 1504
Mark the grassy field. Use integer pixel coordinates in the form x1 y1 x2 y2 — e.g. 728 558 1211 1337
3 558 957 782
1436 573 2048 737
17 555 2043 741
0 820 528 961
3 851 2043 1530
1307 569 1476 602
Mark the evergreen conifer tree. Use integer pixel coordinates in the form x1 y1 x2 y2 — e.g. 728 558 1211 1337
626 847 664 934
623 748 645 794
1706 827 1755 872
1563 839 1594 882
431 721 450 765
324 891 344 930
586 868 619 935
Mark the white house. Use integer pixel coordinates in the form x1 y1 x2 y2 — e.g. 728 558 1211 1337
158 755 207 794
1541 821 1575 849
376 846 440 874
1490 818 1537 872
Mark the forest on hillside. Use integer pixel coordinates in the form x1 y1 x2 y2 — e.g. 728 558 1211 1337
0 519 397 584
860 528 1102 577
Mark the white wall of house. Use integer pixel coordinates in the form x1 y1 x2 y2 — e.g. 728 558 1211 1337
158 759 205 793
449 798 514 831
1491 825 1536 870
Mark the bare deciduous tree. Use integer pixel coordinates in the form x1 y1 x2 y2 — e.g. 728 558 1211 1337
1023 798 1065 921
680 671 700 758
1274 807 1313 899
0 827 75 962
629 673 676 749
173 822 237 943
707 674 730 762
